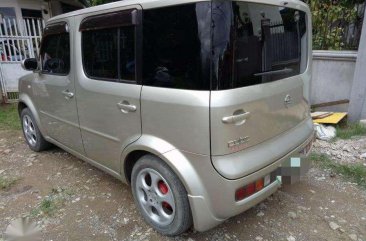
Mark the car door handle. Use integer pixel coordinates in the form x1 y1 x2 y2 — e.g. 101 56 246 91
61 90 74 99
117 101 137 113
222 112 251 124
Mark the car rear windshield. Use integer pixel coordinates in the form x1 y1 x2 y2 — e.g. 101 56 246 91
212 1 308 90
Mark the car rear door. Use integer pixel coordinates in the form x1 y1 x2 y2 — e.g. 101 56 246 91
74 7 142 172
210 1 311 157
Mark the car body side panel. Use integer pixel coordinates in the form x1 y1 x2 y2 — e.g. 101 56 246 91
140 86 210 155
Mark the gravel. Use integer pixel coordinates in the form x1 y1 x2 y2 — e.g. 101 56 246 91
313 136 366 165
329 221 340 231
0 130 366 241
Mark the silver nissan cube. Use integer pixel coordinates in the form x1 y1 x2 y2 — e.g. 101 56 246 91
19 0 314 236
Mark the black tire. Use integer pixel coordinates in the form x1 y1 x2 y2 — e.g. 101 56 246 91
20 108 51 152
131 155 192 236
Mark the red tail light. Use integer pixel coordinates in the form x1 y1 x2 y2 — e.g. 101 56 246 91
235 174 274 201
246 183 256 196
235 187 246 201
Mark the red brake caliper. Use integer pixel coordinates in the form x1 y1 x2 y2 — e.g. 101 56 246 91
158 181 173 212
158 180 168 194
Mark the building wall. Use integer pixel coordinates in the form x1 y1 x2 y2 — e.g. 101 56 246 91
0 0 48 23
311 50 357 112
18 0 51 20
49 0 85 17
0 0 85 22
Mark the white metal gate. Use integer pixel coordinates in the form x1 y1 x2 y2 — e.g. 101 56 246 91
0 17 44 103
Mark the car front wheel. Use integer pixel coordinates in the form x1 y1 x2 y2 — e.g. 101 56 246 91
21 108 51 152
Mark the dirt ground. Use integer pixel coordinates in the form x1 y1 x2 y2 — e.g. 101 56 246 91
0 129 366 241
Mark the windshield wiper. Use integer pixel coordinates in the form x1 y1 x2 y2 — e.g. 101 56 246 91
253 67 293 76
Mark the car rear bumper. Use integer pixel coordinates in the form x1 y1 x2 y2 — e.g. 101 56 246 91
183 121 314 232
211 117 314 179
188 176 281 231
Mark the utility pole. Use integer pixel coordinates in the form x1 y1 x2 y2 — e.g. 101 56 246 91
348 12 366 122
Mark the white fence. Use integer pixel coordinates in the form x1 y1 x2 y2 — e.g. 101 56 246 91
0 17 44 103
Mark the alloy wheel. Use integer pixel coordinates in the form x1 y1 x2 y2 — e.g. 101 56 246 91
23 115 37 146
135 168 175 226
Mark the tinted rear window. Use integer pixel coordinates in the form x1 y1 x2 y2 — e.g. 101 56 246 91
212 1 308 90
142 3 211 90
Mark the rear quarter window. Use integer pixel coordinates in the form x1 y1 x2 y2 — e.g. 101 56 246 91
142 3 211 90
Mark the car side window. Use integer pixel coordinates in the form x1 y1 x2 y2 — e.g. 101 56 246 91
40 32 70 75
80 10 137 83
82 26 135 82
82 28 119 80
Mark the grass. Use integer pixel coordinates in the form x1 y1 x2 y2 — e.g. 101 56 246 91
0 103 21 130
31 188 73 217
310 152 366 188
31 197 59 216
0 176 18 190
336 123 366 139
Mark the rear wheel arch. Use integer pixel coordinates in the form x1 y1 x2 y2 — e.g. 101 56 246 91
124 150 150 184
121 135 208 197
122 147 207 198
123 150 185 186
123 149 193 193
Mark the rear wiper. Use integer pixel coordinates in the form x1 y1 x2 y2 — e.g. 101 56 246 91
253 68 293 76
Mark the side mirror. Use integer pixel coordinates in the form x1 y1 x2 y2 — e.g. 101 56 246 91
21 58 38 71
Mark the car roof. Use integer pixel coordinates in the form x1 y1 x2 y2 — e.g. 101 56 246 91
49 0 309 22
50 0 204 21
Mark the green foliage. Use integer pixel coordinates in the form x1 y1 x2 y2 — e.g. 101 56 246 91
87 0 118 6
311 152 366 188
0 104 21 130
336 123 366 139
0 175 18 190
31 188 73 217
306 0 359 50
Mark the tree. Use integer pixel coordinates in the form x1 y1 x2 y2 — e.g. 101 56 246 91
304 0 364 50
87 0 118 6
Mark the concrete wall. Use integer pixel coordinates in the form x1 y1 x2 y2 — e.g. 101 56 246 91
311 50 357 112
